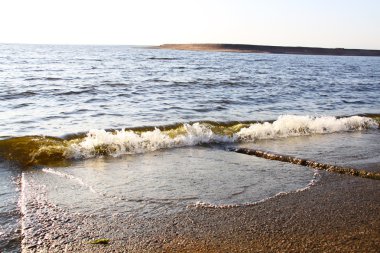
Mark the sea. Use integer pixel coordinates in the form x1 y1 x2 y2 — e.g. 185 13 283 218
0 43 379 251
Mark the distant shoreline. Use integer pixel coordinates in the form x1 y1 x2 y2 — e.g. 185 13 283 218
156 43 380 57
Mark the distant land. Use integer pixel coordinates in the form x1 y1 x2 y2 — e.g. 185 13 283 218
156 44 380 57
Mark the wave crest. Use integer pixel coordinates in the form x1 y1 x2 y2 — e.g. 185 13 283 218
67 115 377 159
0 115 377 167
67 123 232 159
236 115 376 141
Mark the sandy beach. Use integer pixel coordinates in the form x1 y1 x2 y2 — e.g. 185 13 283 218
19 129 380 252
21 171 380 252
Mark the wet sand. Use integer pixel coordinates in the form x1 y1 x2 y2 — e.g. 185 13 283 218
22 172 380 252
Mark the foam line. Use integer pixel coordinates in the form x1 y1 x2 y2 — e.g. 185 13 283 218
67 115 377 159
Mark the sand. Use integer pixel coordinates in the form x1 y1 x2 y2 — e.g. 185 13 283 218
21 171 380 252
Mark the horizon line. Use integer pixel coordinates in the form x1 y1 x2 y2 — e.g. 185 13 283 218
1 42 380 51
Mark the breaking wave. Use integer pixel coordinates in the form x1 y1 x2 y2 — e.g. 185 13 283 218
0 115 378 167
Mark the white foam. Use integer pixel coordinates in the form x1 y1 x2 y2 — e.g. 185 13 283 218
189 201 239 209
236 115 377 141
66 123 232 159
42 168 97 194
189 170 321 209
65 116 376 159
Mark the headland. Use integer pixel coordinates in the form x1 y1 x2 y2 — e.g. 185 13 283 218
157 43 380 56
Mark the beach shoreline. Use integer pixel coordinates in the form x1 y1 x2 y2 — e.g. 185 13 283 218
154 43 380 57
21 172 380 252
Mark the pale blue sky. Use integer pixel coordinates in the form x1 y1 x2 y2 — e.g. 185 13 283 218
0 0 379 49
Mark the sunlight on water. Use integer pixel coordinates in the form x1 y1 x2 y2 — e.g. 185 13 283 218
0 44 379 137
0 44 379 251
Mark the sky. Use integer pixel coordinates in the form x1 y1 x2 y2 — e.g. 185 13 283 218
0 0 379 49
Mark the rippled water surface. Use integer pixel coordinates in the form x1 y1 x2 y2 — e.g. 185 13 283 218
0 44 379 137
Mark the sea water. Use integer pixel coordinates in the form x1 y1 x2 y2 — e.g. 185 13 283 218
0 44 379 251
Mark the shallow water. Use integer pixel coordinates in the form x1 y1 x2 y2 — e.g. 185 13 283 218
0 44 379 251
24 147 316 217
238 130 380 172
